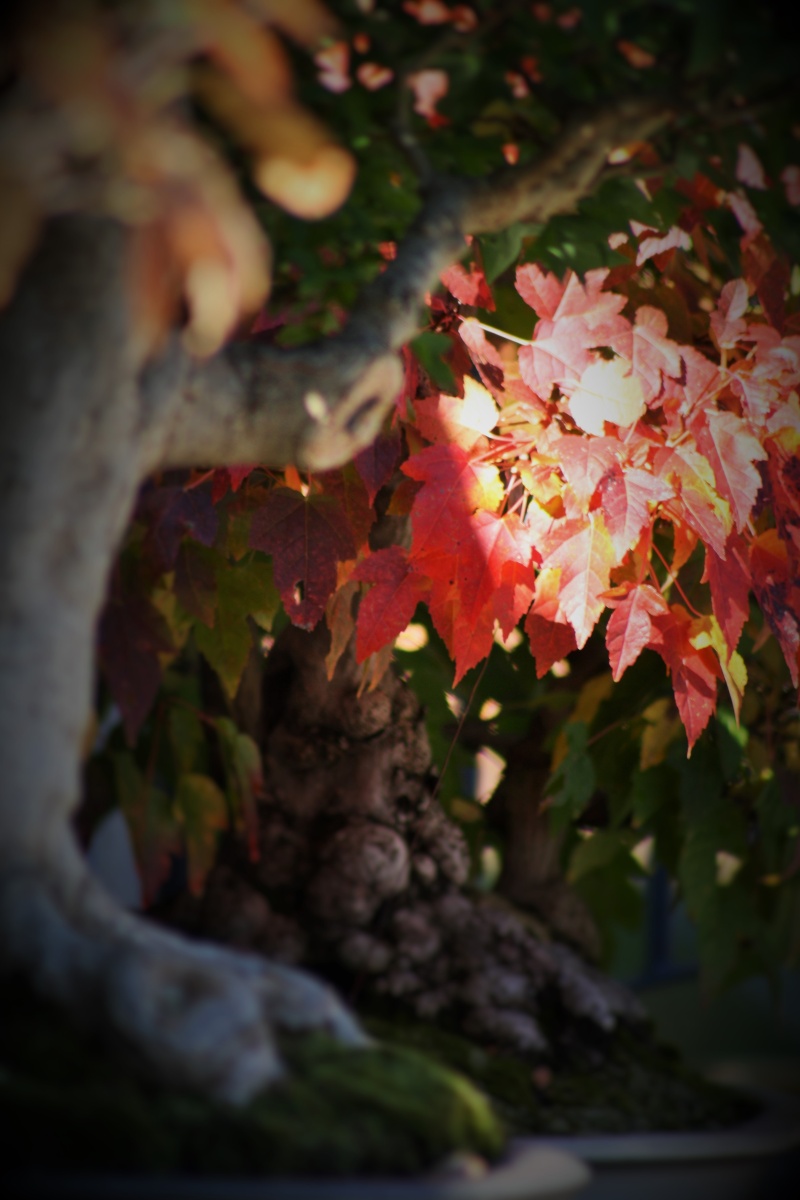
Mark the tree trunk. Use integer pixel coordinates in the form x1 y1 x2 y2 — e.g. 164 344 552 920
0 218 377 1105
175 620 643 1057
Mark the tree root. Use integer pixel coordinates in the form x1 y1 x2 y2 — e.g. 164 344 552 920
0 852 368 1105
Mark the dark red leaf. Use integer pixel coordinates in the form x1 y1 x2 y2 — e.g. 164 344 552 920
354 430 403 504
353 546 429 660
99 589 174 744
249 488 356 629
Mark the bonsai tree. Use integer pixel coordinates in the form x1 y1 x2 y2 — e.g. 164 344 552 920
1 0 799 1134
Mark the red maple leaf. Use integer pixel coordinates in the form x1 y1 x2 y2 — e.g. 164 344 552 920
492 557 536 639
353 546 429 660
605 581 670 680
608 305 683 403
539 512 616 647
454 509 534 624
691 408 766 531
318 465 376 550
249 488 356 629
654 442 732 558
598 465 674 560
440 261 495 310
516 266 629 400
704 535 752 658
648 605 721 750
524 568 578 676
750 529 800 686
403 443 504 555
354 430 403 505
549 434 620 509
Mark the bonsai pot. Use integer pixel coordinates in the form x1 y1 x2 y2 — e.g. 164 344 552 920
9 1142 591 1200
528 1086 800 1200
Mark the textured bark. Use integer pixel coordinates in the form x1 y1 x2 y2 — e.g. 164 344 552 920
174 623 643 1058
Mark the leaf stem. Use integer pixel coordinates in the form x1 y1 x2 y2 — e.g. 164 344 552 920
652 540 704 617
473 319 531 346
431 652 492 804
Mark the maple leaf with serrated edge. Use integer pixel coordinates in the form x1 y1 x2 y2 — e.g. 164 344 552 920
654 442 732 558
455 509 534 624
690 616 748 724
413 377 498 449
440 261 495 310
524 567 578 676
451 601 496 684
249 487 355 629
98 586 175 744
703 535 752 659
549 434 620 509
605 581 671 680
598 465 674 560
691 408 767 531
517 266 629 400
354 429 403 505
403 443 504 556
750 529 800 686
353 546 430 661
318 464 376 550
540 512 616 647
608 305 683 403
492 557 536 639
648 605 720 751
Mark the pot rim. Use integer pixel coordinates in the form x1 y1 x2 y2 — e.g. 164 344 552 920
519 1087 800 1165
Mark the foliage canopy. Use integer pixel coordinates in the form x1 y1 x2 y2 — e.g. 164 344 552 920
5 0 799 997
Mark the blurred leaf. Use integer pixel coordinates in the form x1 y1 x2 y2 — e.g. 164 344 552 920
175 773 229 896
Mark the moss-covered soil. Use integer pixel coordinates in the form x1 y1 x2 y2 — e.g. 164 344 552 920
0 981 502 1178
363 1002 758 1138
1 979 759 1180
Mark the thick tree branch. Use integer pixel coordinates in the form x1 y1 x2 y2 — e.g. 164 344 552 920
158 97 673 474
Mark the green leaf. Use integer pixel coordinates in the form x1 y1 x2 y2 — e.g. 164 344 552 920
630 763 678 826
568 829 637 883
411 332 456 393
478 223 540 283
167 704 205 778
194 554 279 698
175 773 229 896
214 717 263 861
545 722 595 828
111 751 179 905
715 707 748 782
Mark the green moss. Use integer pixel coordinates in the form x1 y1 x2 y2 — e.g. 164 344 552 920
362 1007 758 1137
0 983 503 1177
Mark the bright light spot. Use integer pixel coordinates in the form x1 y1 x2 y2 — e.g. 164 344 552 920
716 850 743 886
567 357 646 435
304 391 328 422
395 622 429 652
550 658 571 678
493 624 523 650
479 845 502 890
632 835 654 871
445 691 464 718
479 698 502 720
475 746 505 803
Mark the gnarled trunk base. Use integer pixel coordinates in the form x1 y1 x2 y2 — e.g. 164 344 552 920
170 623 644 1058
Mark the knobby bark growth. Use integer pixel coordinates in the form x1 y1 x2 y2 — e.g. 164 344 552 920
0 98 670 1103
168 617 643 1056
